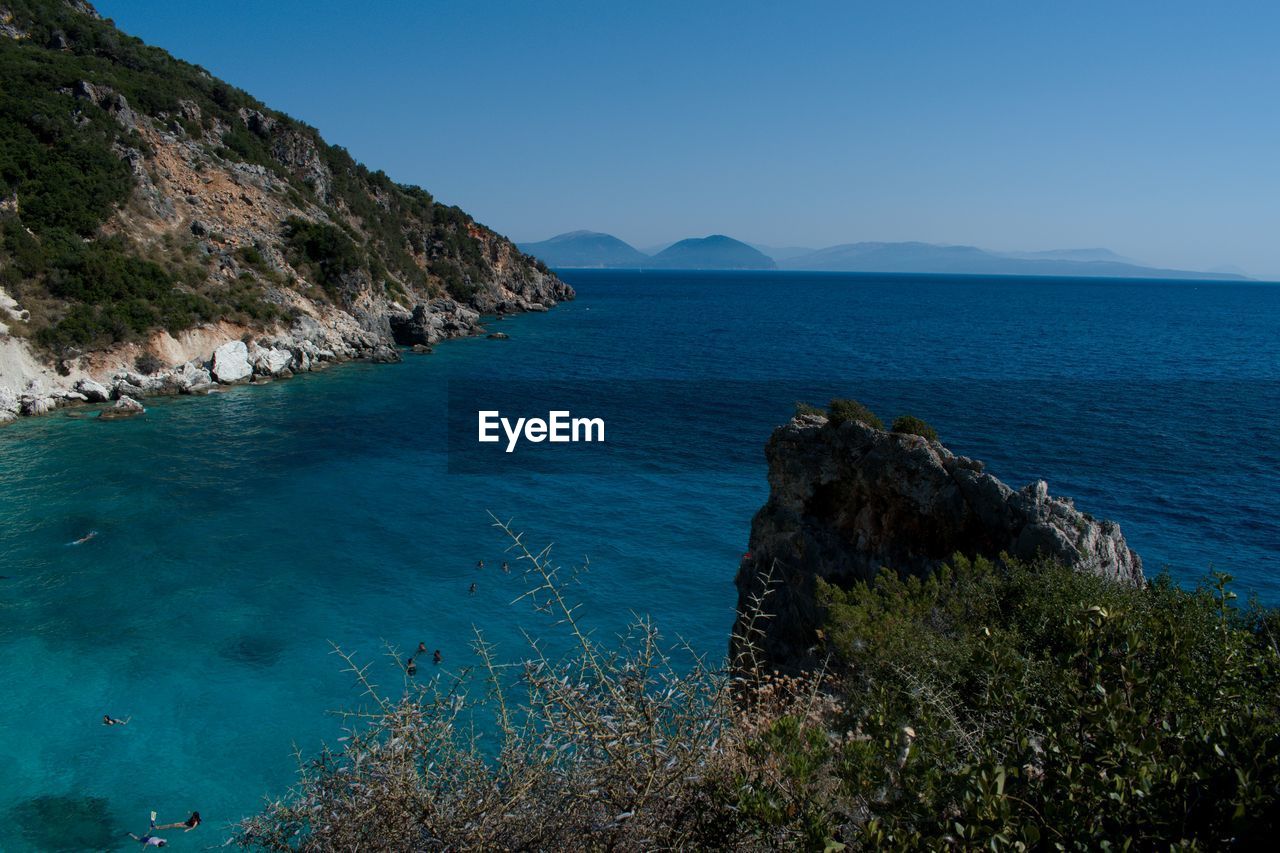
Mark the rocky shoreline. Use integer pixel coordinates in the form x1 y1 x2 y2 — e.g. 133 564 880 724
0 291 568 424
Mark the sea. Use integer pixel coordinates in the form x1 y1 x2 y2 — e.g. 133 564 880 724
1 270 1277 849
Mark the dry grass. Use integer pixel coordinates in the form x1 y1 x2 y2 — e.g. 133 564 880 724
233 516 838 852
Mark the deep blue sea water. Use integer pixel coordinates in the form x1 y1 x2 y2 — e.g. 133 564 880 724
1 270 1278 849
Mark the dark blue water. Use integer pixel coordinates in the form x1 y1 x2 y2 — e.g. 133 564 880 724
1 271 1277 849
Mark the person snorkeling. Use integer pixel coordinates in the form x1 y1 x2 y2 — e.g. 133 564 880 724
127 813 167 847
127 831 166 847
152 811 201 832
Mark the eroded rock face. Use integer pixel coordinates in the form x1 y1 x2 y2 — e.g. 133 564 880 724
732 414 1144 671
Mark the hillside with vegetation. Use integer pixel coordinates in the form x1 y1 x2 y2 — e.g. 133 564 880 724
0 0 568 409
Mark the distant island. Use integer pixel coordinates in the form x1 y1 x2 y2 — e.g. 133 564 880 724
521 231 1249 280
520 232 774 270
515 231 650 268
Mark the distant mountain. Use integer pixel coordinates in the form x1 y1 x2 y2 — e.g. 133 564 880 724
749 243 819 261
998 248 1136 264
781 242 1247 280
646 235 776 270
522 232 776 270
518 231 649 268
520 230 1246 280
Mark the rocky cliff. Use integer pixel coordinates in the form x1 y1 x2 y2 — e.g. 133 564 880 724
0 0 571 421
733 413 1144 670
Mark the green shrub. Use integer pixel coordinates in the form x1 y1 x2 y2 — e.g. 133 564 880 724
0 50 135 237
24 236 218 350
811 559 1280 848
236 244 264 268
827 397 883 429
794 401 824 417
281 216 365 295
890 414 938 442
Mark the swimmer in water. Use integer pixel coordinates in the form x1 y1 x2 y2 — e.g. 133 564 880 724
129 816 167 847
501 561 510 573
406 656 417 676
476 559 485 569
128 832 166 847
103 714 130 726
153 811 201 832
70 530 98 546
468 582 476 595
433 649 442 665
416 641 427 655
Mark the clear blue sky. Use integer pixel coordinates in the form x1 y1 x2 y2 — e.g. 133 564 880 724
99 1 1280 276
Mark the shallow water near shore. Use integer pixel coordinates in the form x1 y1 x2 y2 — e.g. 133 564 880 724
1 270 1278 849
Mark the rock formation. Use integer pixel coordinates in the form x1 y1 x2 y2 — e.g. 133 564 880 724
733 413 1144 671
388 299 488 347
98 395 144 419
211 341 253 384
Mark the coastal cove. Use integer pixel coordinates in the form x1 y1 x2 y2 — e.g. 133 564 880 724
1 270 1279 848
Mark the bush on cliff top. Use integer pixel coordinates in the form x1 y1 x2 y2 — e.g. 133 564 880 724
890 413 938 442
236 523 1280 850
827 397 884 429
812 558 1280 849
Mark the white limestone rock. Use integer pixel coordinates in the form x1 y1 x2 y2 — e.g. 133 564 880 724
74 378 111 403
211 340 252 384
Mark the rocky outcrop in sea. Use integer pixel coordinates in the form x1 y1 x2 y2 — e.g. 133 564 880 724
733 412 1144 671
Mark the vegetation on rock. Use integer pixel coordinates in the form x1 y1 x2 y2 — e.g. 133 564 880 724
890 413 937 441
793 400 825 417
826 397 884 430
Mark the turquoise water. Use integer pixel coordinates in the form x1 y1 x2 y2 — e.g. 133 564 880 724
1 271 1278 849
